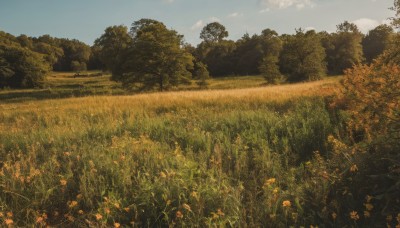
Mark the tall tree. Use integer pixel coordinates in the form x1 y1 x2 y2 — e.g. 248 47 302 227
118 19 193 91
326 21 364 74
0 35 50 88
258 29 284 84
200 22 229 43
279 29 326 82
362 24 394 63
94 25 132 80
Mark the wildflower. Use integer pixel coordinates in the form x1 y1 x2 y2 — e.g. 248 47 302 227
67 215 74 222
387 215 393 222
60 179 67 186
160 171 167 178
364 211 370 218
105 208 111 214
397 213 400 223
6 212 12 218
0 212 3 217
350 211 359 221
36 216 44 223
366 195 373 203
265 178 276 186
350 164 358 172
331 212 337 220
124 207 130 212
64 152 71 156
68 201 78 208
364 203 373 211
76 194 82 199
53 211 59 217
182 203 191 212
5 219 13 225
217 209 225 216
95 213 102 220
78 210 84 215
273 188 279 195
114 222 121 228
114 203 120 209
176 210 183 219
282 200 291 208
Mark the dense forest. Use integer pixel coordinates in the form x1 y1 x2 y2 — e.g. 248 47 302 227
0 18 396 89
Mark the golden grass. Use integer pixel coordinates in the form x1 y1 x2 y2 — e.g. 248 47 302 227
0 76 340 112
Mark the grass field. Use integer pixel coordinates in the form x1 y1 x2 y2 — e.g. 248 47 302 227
0 75 344 227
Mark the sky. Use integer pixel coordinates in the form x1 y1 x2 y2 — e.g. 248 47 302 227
0 0 395 46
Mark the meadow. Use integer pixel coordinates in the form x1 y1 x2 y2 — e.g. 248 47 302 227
0 74 357 227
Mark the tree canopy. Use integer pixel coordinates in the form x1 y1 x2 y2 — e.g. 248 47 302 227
200 22 229 43
117 19 194 91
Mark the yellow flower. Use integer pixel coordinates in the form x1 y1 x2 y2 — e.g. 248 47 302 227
78 210 84 215
68 201 78 208
114 222 121 228
5 219 13 225
95 213 103 220
60 179 67 186
364 211 370 218
331 212 337 220
364 203 373 211
182 203 191 212
160 171 167 178
114 203 120 209
105 208 111 214
282 200 291 208
350 211 359 221
6 212 13 218
350 164 358 172
0 212 3 217
265 178 276 186
217 209 225 216
273 188 279 194
176 210 183 219
366 195 373 203
124 207 130 212
36 216 44 223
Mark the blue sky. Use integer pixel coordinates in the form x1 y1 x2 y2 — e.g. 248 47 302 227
0 0 395 45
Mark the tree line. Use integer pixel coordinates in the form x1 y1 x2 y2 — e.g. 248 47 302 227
0 17 396 89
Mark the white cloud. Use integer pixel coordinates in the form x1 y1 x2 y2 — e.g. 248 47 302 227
191 20 204 30
259 8 271 13
352 18 380 33
305 26 315 31
209 17 221 23
227 12 243 18
259 0 314 9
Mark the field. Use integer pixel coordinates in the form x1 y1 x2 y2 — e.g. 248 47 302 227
0 74 346 227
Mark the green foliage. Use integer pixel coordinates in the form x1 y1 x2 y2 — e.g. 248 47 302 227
118 19 194 91
0 93 339 226
324 21 364 74
279 29 326 82
0 37 50 88
94 25 132 80
200 22 229 43
198 40 236 77
362 24 394 63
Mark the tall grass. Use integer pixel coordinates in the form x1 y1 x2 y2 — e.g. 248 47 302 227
0 79 341 226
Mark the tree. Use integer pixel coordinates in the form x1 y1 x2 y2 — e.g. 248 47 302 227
279 29 326 82
200 22 229 43
53 38 91 71
193 61 210 87
94 25 132 80
258 29 284 84
118 19 193 91
362 24 394 63
391 0 400 27
0 41 50 88
325 21 364 74
199 40 236 77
